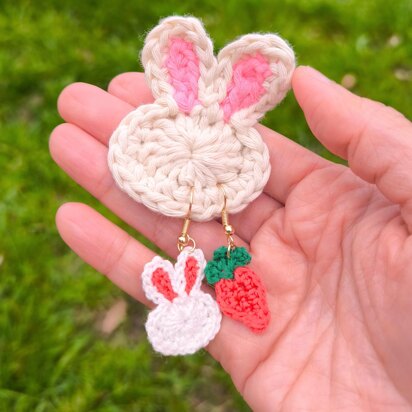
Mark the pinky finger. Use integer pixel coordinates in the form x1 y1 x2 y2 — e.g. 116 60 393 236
56 202 155 305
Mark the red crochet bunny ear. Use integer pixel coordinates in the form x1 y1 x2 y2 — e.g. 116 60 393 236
174 248 206 296
142 257 178 304
151 267 177 301
183 255 198 294
142 250 206 304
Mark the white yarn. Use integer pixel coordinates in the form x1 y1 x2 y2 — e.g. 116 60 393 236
141 248 221 356
108 16 295 221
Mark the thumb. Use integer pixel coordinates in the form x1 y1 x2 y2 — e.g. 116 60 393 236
292 65 412 231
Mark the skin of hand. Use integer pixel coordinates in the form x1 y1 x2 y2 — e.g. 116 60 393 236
50 66 412 411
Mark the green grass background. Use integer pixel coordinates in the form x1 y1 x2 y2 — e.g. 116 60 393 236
1 0 411 410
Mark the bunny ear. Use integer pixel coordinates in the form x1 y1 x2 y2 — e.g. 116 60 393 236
141 16 216 114
142 256 178 304
174 249 206 296
217 33 296 123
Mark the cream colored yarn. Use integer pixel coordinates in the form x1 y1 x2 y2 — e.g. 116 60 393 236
108 16 295 221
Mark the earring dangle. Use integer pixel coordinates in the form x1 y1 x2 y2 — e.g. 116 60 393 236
140 188 221 356
205 187 270 333
177 187 196 253
107 16 295 355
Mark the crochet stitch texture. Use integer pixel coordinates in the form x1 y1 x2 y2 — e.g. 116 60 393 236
142 248 221 356
205 246 270 332
108 16 295 221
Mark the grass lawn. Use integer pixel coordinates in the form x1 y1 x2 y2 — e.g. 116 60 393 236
1 0 411 410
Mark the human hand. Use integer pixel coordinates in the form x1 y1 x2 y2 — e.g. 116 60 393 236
50 66 412 411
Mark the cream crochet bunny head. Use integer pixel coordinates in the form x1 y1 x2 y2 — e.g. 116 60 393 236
142 248 221 356
108 16 295 221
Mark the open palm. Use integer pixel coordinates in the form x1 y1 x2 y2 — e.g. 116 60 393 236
50 66 412 411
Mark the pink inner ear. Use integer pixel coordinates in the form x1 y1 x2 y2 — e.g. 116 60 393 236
221 53 272 121
184 256 199 294
165 37 200 114
152 268 177 301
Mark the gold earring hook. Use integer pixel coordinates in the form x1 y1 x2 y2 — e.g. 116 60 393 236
177 187 196 252
219 185 236 257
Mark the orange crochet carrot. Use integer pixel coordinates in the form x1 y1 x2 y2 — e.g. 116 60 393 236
205 247 270 333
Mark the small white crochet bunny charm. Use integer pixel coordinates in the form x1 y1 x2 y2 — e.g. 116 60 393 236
141 248 221 356
108 16 295 221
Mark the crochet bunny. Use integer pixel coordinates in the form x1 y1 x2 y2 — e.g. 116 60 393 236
141 248 221 355
108 16 295 221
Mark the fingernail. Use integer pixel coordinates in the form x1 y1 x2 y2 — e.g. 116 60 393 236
301 66 334 85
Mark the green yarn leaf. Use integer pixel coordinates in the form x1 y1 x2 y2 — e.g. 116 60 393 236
229 247 252 267
205 246 251 285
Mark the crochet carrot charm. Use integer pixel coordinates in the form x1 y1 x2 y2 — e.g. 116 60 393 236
205 246 270 333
